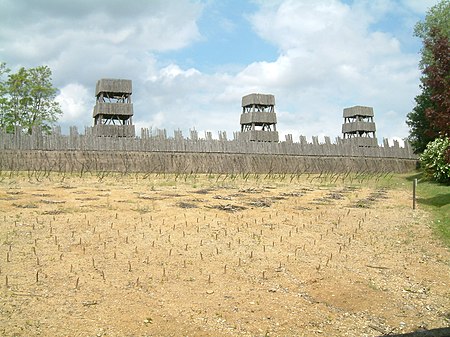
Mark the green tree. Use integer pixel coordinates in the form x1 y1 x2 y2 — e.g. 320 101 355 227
0 64 62 134
406 87 437 153
407 0 450 153
0 62 10 128
422 28 450 135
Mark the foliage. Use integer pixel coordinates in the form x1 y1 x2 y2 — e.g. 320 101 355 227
422 28 450 135
407 0 450 153
420 137 450 184
0 62 10 128
406 87 437 153
0 63 62 134
414 0 450 68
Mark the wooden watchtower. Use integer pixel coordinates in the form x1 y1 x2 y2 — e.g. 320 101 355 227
342 106 377 147
92 79 135 137
239 93 279 142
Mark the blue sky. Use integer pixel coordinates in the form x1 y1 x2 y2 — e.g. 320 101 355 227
0 0 441 143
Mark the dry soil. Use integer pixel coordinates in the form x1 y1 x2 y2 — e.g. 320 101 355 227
0 173 449 336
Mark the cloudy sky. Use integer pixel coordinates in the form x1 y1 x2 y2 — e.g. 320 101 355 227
0 0 439 142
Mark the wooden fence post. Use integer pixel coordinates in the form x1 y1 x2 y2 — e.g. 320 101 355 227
413 178 417 210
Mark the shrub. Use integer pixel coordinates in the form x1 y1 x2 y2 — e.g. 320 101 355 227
420 137 450 184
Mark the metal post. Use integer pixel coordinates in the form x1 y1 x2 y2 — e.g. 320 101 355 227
413 178 417 210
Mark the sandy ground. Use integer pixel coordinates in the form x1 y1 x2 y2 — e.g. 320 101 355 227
0 173 449 337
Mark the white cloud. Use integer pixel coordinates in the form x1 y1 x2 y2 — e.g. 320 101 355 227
0 0 432 142
401 0 441 14
223 0 423 140
0 0 203 84
56 83 91 124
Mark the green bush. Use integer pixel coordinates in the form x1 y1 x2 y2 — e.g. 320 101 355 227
420 137 450 184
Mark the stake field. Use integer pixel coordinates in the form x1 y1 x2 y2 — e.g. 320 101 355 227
0 173 449 336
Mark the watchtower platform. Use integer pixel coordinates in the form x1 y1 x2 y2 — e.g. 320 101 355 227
239 93 279 142
92 79 135 137
342 106 377 147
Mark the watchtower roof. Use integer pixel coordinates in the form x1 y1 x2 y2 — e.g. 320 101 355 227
95 79 132 97
242 93 275 107
343 106 374 118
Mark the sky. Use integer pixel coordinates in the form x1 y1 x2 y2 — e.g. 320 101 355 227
0 0 441 143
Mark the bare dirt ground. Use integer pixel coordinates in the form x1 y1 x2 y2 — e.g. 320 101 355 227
0 173 449 337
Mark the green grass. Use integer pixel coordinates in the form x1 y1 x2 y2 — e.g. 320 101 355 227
413 173 450 248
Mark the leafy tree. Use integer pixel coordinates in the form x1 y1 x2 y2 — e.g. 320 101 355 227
0 62 10 128
0 63 62 134
406 87 437 153
414 0 450 68
422 28 450 135
407 0 450 153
